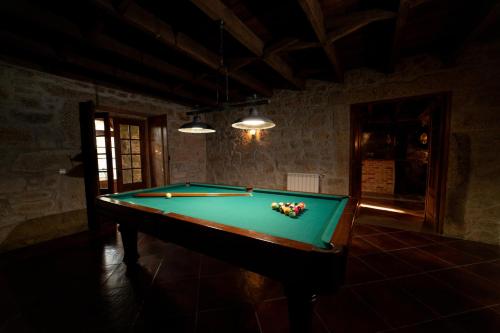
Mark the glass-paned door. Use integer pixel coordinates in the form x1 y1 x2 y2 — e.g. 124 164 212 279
114 118 146 191
94 113 117 194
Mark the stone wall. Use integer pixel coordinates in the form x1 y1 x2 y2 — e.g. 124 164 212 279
206 39 500 245
0 61 206 252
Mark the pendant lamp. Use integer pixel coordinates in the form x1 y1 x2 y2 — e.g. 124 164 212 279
231 107 275 130
178 115 216 134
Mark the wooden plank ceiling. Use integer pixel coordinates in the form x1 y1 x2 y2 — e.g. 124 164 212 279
0 0 498 106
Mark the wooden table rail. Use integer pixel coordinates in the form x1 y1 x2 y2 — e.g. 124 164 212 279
134 192 253 198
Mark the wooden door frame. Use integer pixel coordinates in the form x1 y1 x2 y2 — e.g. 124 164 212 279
148 114 170 187
94 112 115 194
349 92 451 233
79 101 99 230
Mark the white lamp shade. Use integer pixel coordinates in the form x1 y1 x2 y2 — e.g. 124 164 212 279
231 107 275 130
178 115 216 133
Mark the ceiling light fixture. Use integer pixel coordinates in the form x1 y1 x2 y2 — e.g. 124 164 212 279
232 106 275 130
179 20 274 132
178 115 216 134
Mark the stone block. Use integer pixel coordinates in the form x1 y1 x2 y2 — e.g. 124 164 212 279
12 150 73 173
0 209 87 253
0 127 34 145
0 177 26 193
10 109 53 124
10 198 56 219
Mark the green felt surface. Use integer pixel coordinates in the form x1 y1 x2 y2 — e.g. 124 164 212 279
111 183 348 249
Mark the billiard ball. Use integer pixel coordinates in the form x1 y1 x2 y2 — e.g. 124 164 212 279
165 193 172 198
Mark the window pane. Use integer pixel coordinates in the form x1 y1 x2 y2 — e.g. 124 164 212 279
97 147 106 154
121 155 131 169
131 140 141 154
112 159 116 169
120 124 130 139
95 119 105 131
111 137 115 148
133 169 142 183
99 171 108 181
96 136 106 148
132 155 141 168
131 126 140 139
121 140 130 154
113 168 117 180
98 158 108 171
123 169 132 184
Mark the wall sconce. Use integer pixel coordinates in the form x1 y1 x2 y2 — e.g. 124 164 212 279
419 132 428 145
242 128 263 144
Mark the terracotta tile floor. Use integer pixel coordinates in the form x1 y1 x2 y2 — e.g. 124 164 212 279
1 224 499 333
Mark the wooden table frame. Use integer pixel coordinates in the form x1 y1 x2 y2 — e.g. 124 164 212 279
96 187 359 333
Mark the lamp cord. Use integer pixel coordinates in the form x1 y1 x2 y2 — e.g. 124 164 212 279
219 20 224 69
219 20 230 103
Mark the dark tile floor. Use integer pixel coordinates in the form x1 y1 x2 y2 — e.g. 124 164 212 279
1 224 499 333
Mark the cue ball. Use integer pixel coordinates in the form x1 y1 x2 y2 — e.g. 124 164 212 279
166 193 172 198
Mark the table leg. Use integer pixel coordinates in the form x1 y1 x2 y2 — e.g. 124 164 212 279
118 223 139 265
285 286 317 333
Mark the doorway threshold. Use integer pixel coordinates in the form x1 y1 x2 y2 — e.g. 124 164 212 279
357 202 426 233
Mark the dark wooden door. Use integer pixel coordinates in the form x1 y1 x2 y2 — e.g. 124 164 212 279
114 118 147 192
349 105 363 199
424 94 451 232
79 101 99 230
148 114 169 187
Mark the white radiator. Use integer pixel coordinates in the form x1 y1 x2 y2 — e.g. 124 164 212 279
287 173 320 193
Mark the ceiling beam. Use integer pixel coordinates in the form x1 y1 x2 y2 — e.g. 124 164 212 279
190 0 305 89
0 30 215 106
93 0 272 96
112 0 134 14
62 52 217 106
282 41 321 52
0 0 226 103
93 34 219 94
389 0 411 71
264 38 300 55
407 0 434 9
447 1 500 62
228 37 308 70
297 0 344 82
327 9 397 44
190 0 264 56
91 0 271 96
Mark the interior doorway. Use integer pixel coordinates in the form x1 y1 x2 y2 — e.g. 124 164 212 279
79 101 170 230
350 93 451 233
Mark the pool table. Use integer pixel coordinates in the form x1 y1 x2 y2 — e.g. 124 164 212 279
96 183 358 333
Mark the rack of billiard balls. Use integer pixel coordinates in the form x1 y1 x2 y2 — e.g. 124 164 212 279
271 202 306 218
